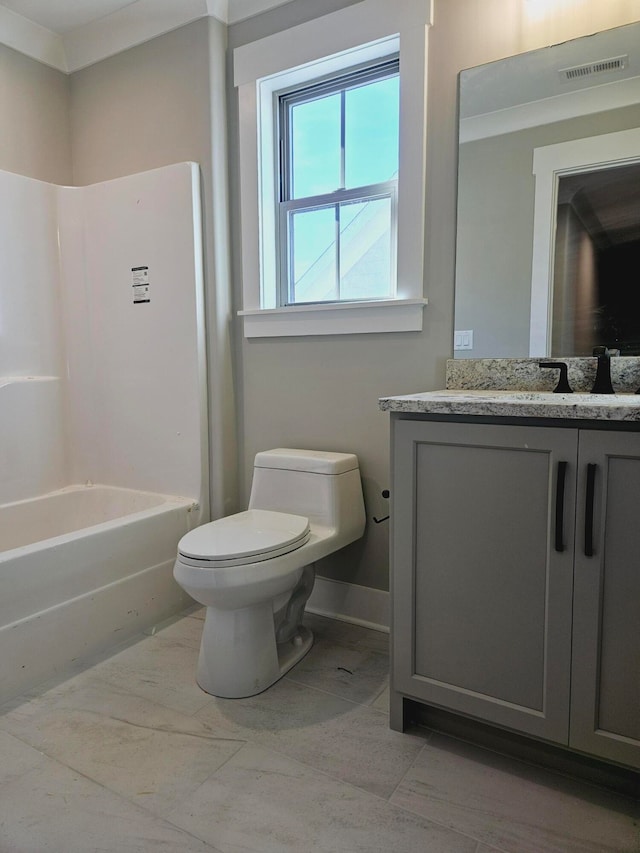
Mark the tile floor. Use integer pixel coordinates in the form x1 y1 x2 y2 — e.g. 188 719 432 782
0 607 638 852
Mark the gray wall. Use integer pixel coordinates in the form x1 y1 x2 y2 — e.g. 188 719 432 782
69 18 238 521
0 44 71 183
227 0 528 590
227 2 447 591
228 0 640 591
4 0 638 593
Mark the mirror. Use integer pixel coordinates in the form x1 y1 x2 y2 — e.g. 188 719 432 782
453 21 640 358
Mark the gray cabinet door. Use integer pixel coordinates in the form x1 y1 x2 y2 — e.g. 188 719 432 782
392 418 577 743
570 430 640 768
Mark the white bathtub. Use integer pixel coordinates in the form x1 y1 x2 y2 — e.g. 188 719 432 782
0 484 198 704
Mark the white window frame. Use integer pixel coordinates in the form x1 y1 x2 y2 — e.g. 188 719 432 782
234 0 432 337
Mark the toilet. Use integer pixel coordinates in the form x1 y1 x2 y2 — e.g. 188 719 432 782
173 448 366 698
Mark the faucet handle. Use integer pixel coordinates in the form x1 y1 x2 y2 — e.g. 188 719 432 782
539 361 573 394
591 346 615 394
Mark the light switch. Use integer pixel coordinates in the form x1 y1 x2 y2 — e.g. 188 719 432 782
454 330 473 350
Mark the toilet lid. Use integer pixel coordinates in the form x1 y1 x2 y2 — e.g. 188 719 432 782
177 509 310 563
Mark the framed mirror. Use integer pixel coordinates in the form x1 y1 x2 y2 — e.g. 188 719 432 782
453 21 640 358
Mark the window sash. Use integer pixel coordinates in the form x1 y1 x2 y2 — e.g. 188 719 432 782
278 181 397 306
277 58 400 307
278 56 399 204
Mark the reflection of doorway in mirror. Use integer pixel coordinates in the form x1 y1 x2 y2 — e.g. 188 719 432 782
530 127 640 356
598 240 640 354
553 163 640 356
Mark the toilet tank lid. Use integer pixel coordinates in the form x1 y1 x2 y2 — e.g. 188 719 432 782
254 448 359 475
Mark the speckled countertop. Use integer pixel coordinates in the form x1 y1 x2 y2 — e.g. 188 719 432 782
379 358 640 421
444 357 640 394
378 389 640 421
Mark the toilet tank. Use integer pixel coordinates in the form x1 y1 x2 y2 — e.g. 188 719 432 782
248 449 365 541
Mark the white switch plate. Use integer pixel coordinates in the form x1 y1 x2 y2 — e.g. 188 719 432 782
454 330 473 350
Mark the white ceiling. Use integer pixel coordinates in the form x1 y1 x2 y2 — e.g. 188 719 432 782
0 0 292 71
0 0 139 34
0 0 293 31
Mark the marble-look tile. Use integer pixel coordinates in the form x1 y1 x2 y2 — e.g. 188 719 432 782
85 629 212 715
391 733 640 853
2 610 634 853
0 676 245 818
166 742 478 853
304 612 389 654
152 609 205 648
0 730 220 852
194 677 427 799
285 633 388 705
0 630 151 713
371 684 390 713
0 727 46 777
288 614 389 705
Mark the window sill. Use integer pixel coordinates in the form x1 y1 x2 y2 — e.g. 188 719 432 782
238 298 428 338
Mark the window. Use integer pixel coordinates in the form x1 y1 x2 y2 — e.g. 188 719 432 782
234 0 432 337
277 59 399 306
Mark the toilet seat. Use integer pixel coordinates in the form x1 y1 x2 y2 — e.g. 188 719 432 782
177 509 311 568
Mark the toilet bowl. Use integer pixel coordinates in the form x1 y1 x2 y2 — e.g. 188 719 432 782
173 449 366 698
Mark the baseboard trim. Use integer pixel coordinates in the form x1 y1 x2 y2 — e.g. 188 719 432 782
307 576 389 634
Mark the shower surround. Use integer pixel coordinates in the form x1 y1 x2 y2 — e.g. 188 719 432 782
0 162 208 703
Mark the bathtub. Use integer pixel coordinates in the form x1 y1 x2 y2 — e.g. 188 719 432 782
0 484 199 705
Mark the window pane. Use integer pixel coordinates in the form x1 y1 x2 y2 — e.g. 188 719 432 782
290 93 341 199
289 206 337 303
339 197 392 300
345 76 399 189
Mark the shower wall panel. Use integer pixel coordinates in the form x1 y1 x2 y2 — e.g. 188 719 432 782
0 163 207 517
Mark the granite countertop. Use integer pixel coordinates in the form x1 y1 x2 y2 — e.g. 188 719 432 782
378 389 640 421
379 358 640 421
444 356 640 394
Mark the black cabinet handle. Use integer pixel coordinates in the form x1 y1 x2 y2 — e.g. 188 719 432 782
584 463 597 557
554 461 567 552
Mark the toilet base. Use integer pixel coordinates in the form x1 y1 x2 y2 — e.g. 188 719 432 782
275 624 313 680
195 602 313 699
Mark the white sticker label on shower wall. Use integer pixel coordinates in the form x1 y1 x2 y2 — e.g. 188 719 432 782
132 266 150 303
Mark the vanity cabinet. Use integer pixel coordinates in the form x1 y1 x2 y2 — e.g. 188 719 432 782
391 416 640 770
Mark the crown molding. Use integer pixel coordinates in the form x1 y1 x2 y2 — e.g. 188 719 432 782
62 0 210 72
0 4 67 70
0 0 293 73
226 0 297 24
460 75 640 143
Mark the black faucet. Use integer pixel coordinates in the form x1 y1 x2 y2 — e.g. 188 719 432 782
591 346 615 394
539 361 572 393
